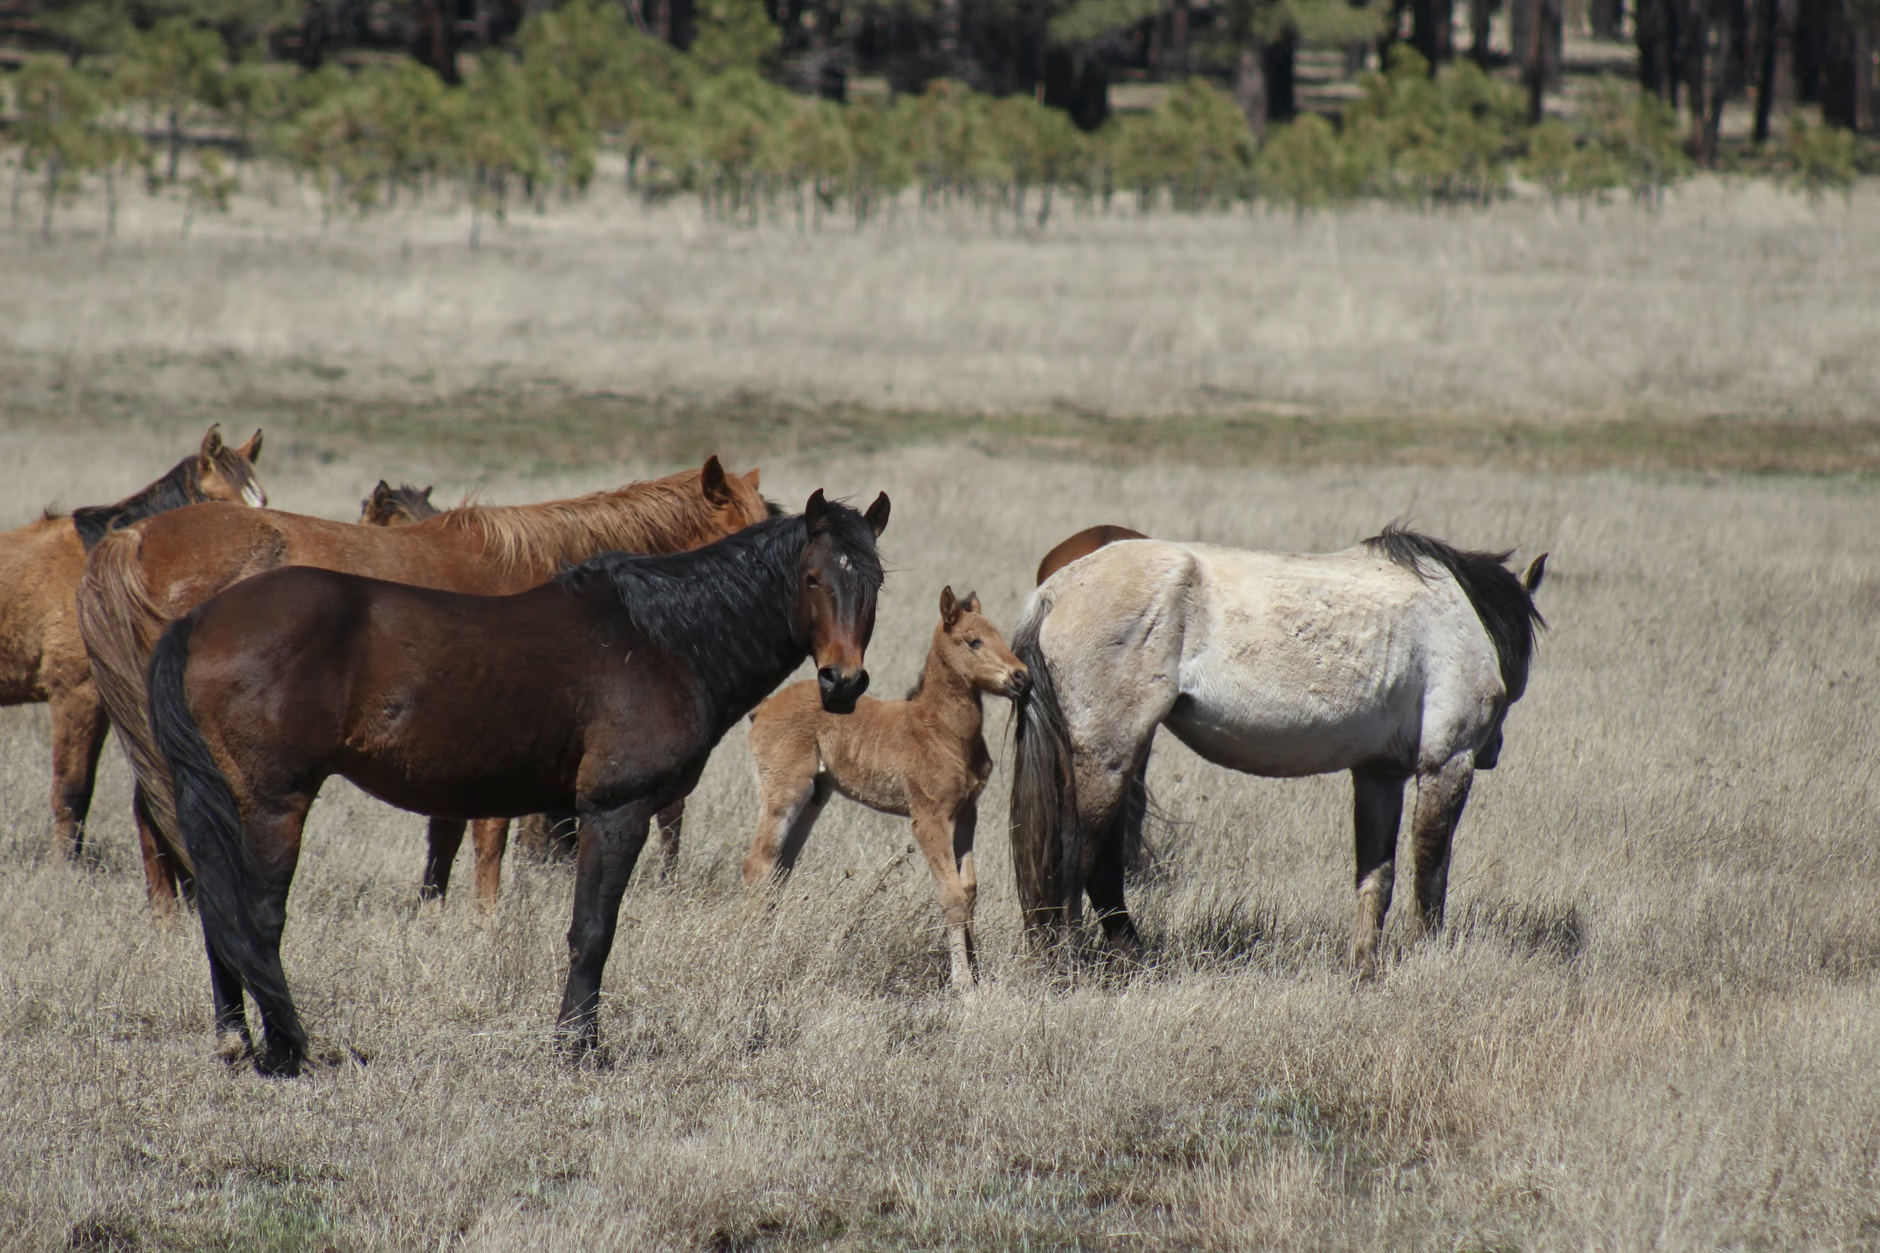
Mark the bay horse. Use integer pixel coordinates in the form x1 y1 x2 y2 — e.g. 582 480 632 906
147 490 889 1075
744 587 1029 989
77 456 770 912
1034 524 1147 585
1009 526 1546 976
358 481 438 526
0 425 265 857
354 480 677 901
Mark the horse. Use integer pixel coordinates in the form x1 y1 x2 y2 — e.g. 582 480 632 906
744 586 1029 989
1034 524 1147 585
147 490 889 1075
353 481 671 900
77 456 771 912
0 425 265 857
358 481 438 526
1008 526 1546 977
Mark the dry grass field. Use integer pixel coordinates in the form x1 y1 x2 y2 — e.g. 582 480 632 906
1 185 1877 1250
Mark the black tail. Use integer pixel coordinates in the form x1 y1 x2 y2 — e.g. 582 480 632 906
147 617 306 1063
1008 601 1077 938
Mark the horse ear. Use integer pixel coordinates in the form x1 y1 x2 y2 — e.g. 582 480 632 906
701 456 730 503
1523 553 1548 594
804 488 829 534
744 467 761 490
420 485 434 503
370 480 392 503
961 590 981 615
940 585 961 627
863 492 890 538
237 429 263 463
199 425 224 462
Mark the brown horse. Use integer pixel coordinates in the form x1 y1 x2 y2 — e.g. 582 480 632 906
0 426 265 857
148 491 889 1074
745 587 1028 989
357 481 438 526
1034 524 1147 585
78 456 770 910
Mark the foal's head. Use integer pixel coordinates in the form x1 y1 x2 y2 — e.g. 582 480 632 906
797 489 890 714
193 425 267 507
358 481 439 527
934 587 1029 699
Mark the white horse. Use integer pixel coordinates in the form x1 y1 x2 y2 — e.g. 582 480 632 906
1007 526 1546 975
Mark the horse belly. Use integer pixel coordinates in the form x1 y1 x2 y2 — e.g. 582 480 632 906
1165 693 1414 778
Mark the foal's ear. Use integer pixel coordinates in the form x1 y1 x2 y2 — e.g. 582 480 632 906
701 455 730 503
805 488 829 533
199 425 224 463
940 585 961 627
744 467 761 490
863 492 890 538
237 428 263 463
1523 552 1548 595
960 590 981 615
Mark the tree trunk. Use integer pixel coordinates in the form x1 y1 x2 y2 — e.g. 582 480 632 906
1591 0 1623 38
1414 0 1456 64
1470 0 1494 63
1521 0 1563 122
412 0 461 84
1266 31 1298 121
167 107 183 184
1638 0 1683 101
1234 41 1269 143
1752 0 1787 142
1170 0 1191 74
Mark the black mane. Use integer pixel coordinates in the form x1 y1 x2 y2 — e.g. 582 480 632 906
1366 525 1545 698
560 502 883 719
66 451 259 553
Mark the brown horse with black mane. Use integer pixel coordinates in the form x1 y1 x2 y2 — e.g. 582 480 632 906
148 490 888 1074
0 425 265 857
357 481 438 526
78 456 770 911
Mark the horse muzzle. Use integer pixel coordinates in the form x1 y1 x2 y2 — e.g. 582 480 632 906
1004 668 1032 699
818 666 869 713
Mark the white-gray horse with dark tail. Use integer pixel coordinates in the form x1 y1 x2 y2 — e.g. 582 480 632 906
1007 525 1546 975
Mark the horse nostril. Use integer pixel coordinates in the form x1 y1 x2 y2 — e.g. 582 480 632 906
817 667 840 688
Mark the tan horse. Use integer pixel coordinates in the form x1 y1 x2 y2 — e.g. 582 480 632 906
745 587 1029 989
77 456 770 911
0 426 264 857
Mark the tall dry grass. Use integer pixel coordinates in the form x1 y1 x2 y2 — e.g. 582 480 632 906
4 167 1879 423
0 422 1875 1249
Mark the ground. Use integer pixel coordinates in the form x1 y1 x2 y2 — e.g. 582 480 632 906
0 178 1875 1250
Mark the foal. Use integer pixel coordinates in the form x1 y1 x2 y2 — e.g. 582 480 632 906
745 587 1029 989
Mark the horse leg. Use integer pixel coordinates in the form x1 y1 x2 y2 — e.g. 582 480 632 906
745 732 826 883
1085 757 1147 950
471 818 510 910
238 798 314 1077
1349 766 1407 978
421 817 467 902
206 936 253 1063
912 798 978 990
48 681 110 861
772 775 832 876
1406 755 1474 944
651 801 684 880
556 798 658 1057
134 783 184 917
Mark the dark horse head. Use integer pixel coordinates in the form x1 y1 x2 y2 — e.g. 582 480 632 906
798 489 890 713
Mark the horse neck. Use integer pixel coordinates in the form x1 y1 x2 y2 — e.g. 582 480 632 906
595 518 810 728
69 459 200 553
909 636 985 739
452 479 733 574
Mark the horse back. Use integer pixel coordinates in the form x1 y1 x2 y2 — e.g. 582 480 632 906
0 516 87 702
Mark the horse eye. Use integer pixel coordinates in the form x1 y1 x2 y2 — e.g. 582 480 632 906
968 638 982 650
806 575 820 589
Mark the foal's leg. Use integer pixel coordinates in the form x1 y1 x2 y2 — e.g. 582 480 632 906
912 798 979 990
557 798 659 1057
745 732 825 883
48 680 110 861
421 817 467 901
1349 766 1407 979
1406 755 1474 944
471 818 510 909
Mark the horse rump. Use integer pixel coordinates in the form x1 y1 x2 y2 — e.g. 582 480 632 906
147 616 306 1072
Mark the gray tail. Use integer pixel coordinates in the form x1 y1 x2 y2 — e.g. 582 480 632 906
1007 604 1078 938
147 617 305 1060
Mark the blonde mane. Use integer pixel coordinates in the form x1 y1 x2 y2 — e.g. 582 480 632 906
443 468 757 573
